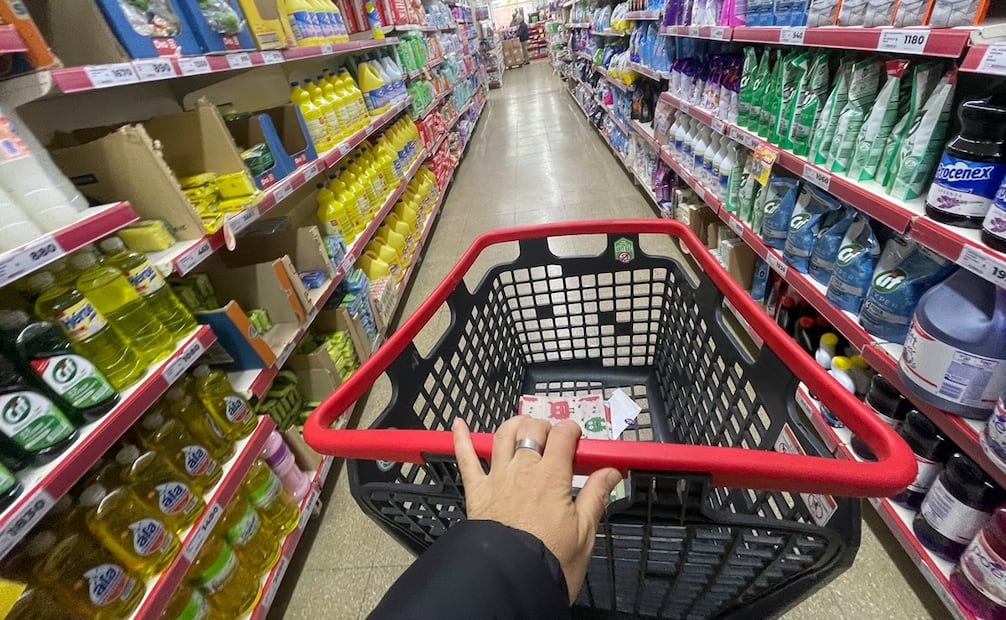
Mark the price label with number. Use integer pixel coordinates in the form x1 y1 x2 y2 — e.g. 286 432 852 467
226 53 253 69
711 117 725 135
320 43 334 55
978 45 1006 76
0 490 55 559
262 50 284 64
163 336 207 386
878 29 930 54
687 26 700 37
273 182 294 203
177 239 213 275
223 208 258 250
959 245 1006 286
802 163 831 191
675 98 689 113
727 215 744 236
183 502 222 561
780 27 806 45
133 59 177 81
710 27 727 41
85 63 139 88
262 556 290 609
766 251 788 276
23 236 64 271
303 161 323 180
692 183 706 202
178 56 211 76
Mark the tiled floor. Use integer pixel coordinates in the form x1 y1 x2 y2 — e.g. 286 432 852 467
282 61 950 619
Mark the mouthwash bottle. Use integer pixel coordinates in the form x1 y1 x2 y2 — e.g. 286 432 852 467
29 271 145 391
69 252 173 366
0 310 119 425
926 100 1006 229
98 237 197 340
191 365 257 440
0 354 76 467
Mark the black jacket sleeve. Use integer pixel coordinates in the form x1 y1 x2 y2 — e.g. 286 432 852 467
369 520 571 620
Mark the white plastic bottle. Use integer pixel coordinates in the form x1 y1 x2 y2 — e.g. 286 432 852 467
822 356 857 427
672 117 688 156
0 185 42 251
0 116 81 231
704 134 724 187
717 142 740 195
693 127 712 175
815 332 839 369
6 109 88 212
380 55 405 102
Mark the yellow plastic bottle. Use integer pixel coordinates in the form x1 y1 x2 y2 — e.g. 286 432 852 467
186 538 260 616
218 497 281 575
305 77 340 146
78 483 180 577
341 167 373 224
333 69 370 129
315 74 347 144
160 585 222 620
350 159 381 212
357 61 388 116
363 246 396 280
137 410 223 493
69 252 173 367
320 72 355 138
308 0 335 43
384 214 415 256
242 459 300 537
29 272 146 391
291 81 331 151
392 199 418 231
163 386 235 462
191 365 257 440
29 531 146 619
356 144 386 196
6 587 72 620
377 226 407 267
281 0 323 46
115 444 207 535
316 183 357 242
325 174 363 232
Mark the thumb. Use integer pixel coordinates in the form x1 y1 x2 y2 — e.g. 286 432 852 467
574 468 621 528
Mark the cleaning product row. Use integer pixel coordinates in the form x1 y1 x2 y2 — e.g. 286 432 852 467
282 0 351 46
290 68 374 152
655 0 991 27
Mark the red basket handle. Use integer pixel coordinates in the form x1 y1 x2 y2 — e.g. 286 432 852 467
304 219 916 497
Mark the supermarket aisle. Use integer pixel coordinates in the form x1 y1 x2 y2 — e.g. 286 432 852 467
281 63 945 620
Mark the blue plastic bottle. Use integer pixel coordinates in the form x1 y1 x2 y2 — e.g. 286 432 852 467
898 269 1006 419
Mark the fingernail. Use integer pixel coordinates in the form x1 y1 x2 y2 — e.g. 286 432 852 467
452 418 463 431
606 470 622 487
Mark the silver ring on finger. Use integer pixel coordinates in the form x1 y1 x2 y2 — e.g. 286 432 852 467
515 437 544 456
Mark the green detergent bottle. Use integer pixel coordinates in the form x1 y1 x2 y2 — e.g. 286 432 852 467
0 353 76 467
0 310 119 425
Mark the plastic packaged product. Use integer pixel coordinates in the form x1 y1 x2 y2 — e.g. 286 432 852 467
808 206 854 285
859 239 956 343
898 268 1006 419
243 459 300 536
888 69 957 200
783 184 842 273
758 176 800 249
116 445 206 535
737 47 758 128
892 0 930 26
929 0 991 27
890 409 954 509
736 157 758 223
982 390 1006 473
773 52 809 149
951 506 1006 619
806 0 840 25
750 259 769 301
850 60 909 181
787 53 829 157
914 453 1006 561
746 50 772 134
836 0 867 24
810 57 853 165
827 58 882 173
820 356 856 427
192 364 257 440
876 63 940 188
217 497 281 575
759 51 788 139
826 214 880 313
138 412 223 493
261 430 311 499
164 386 234 462
850 375 910 461
749 179 770 234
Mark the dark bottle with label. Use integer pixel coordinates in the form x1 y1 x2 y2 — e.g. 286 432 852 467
891 409 954 509
0 310 119 426
0 461 20 511
914 452 1006 561
926 100 1006 228
0 353 77 469
850 375 910 461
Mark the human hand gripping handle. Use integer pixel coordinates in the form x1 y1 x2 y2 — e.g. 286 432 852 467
452 416 623 604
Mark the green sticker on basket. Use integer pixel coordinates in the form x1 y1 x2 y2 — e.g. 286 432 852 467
614 238 634 264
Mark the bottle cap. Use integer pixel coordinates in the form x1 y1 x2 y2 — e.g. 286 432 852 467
115 444 140 466
68 252 98 271
25 271 55 292
0 310 30 332
24 531 57 557
849 355 870 370
78 483 108 507
820 333 839 348
141 409 165 430
831 356 852 370
98 237 127 255
192 364 210 379
165 387 186 401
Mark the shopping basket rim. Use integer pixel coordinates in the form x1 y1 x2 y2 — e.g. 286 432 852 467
303 219 916 498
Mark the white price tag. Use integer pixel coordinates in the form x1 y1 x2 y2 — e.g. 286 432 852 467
133 58 177 81
178 56 212 76
320 43 334 55
228 208 258 237
779 27 806 45
183 502 222 561
163 336 207 386
226 52 253 69
766 251 788 276
262 556 290 610
802 163 831 192
303 161 323 180
320 456 334 482
710 27 727 41
730 127 758 151
176 239 213 275
85 63 139 88
711 117 725 134
262 50 284 64
273 182 294 203
675 98 689 113
878 29 930 55
977 45 1006 76
301 489 320 529
958 245 1006 286
339 255 355 275
0 490 54 559
687 26 700 37
727 215 744 236
22 236 65 272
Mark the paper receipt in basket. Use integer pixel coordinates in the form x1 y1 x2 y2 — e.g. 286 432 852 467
518 394 612 439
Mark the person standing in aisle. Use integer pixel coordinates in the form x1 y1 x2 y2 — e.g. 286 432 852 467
516 15 529 66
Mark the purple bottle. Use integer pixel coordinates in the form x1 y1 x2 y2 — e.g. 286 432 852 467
899 269 1006 420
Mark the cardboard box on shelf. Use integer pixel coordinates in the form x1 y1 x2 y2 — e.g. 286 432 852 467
235 0 295 49
313 305 376 364
221 226 335 306
720 238 756 289
175 0 257 53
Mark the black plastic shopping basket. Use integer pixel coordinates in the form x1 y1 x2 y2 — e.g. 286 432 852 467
305 220 915 619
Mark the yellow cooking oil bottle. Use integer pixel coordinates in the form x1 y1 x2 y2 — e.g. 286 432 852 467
28 530 146 619
78 483 180 577
164 385 235 462
191 365 257 440
115 444 206 534
291 81 331 151
137 409 223 493
69 252 173 366
316 182 358 242
99 237 197 340
160 584 223 620
243 459 300 537
217 497 281 575
186 538 261 616
29 272 146 391
304 77 340 146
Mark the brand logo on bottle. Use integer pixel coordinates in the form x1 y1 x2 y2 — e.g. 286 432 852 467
57 301 105 338
872 269 907 293
156 482 192 514
836 244 864 266
223 396 250 424
181 445 215 477
789 212 811 232
763 199 781 215
84 563 129 606
129 519 167 556
2 396 30 425
935 161 999 183
52 358 77 384
126 265 161 295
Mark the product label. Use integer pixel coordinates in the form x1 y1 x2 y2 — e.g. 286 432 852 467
927 155 1006 217
920 478 992 544
960 530 1006 605
155 482 198 516
128 518 172 556
197 543 238 594
222 395 251 425
0 117 30 162
31 354 116 408
249 470 282 508
181 445 219 479
178 589 210 620
983 183 1006 242
0 391 74 451
84 563 135 606
901 319 1006 408
55 298 108 341
288 11 318 42
226 503 261 546
907 455 942 494
304 115 328 146
125 263 165 296
982 399 1006 464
